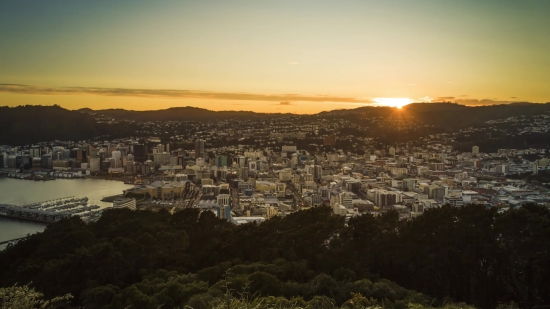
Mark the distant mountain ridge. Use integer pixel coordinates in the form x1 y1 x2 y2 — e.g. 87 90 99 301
79 106 285 121
82 102 550 123
0 105 100 146
2 103 550 145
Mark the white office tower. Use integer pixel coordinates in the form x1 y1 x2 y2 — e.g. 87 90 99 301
217 194 230 207
339 192 353 208
313 165 322 181
89 157 100 172
291 153 298 167
196 158 205 167
127 154 134 162
112 151 122 168
389 147 396 156
279 169 292 181
305 164 314 175
236 155 246 168
533 162 539 175
472 146 479 154
30 146 41 158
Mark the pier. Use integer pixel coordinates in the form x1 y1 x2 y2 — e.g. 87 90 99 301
0 197 105 223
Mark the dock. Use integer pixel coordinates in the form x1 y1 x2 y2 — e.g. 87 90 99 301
101 195 124 202
0 197 106 223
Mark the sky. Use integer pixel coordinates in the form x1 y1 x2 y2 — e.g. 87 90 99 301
1 0 549 113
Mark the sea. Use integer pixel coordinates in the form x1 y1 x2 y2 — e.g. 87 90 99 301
0 178 132 250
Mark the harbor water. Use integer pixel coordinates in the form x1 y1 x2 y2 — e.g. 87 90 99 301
0 178 132 249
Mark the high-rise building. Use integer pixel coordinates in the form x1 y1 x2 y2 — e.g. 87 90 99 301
290 153 298 168
41 154 52 169
112 151 122 168
126 160 135 174
153 153 170 167
7 155 16 168
195 139 205 159
30 146 41 158
313 165 322 181
402 178 417 191
373 190 399 208
132 144 146 163
90 157 100 172
157 144 165 153
216 155 228 167
339 192 353 208
472 146 479 154
429 163 446 171
236 155 246 168
1 152 7 168
238 167 249 181
217 205 232 221
424 186 446 202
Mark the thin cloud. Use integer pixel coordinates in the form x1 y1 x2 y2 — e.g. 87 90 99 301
452 98 517 106
0 84 370 104
418 96 434 102
279 101 292 105
432 96 455 102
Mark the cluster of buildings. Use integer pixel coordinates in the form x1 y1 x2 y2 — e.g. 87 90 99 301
3 109 550 224
117 141 550 223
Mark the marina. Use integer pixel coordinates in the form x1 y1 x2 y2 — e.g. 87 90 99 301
0 178 133 247
0 196 109 223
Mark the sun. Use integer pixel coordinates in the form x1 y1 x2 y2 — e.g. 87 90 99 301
372 97 414 109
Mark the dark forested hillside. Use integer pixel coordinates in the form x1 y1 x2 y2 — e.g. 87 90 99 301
1 205 549 309
86 107 275 121
328 102 550 131
0 105 100 145
404 102 550 130
3 102 550 146
87 103 550 129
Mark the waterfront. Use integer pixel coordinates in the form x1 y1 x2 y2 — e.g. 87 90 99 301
0 178 132 249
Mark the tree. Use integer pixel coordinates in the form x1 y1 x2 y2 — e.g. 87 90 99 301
0 283 72 309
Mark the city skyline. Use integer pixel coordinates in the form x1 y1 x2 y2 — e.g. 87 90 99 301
1 0 550 113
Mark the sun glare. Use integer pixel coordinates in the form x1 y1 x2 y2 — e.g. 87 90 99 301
372 97 414 109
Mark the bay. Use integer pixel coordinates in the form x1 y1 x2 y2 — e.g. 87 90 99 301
0 177 132 249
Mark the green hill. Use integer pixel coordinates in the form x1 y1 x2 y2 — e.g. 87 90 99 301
1 204 549 308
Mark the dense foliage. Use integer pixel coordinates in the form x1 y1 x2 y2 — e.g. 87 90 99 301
1 204 549 309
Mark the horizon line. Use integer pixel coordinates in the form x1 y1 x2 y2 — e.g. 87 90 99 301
1 84 547 109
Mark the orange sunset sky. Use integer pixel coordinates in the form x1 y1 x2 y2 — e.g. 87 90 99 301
1 0 549 113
